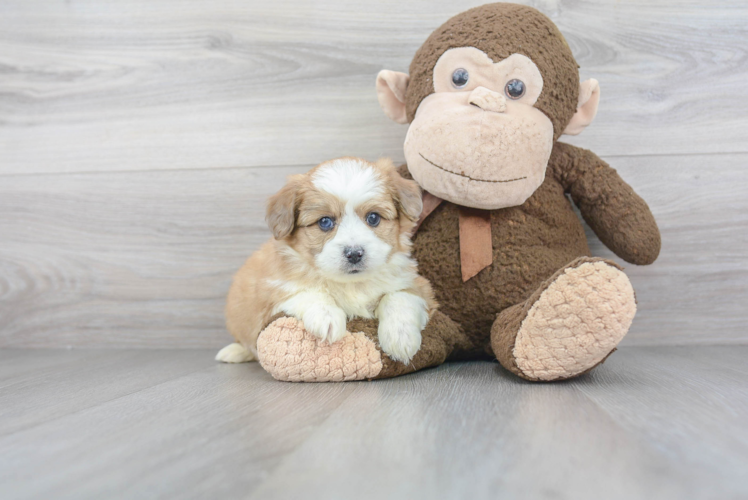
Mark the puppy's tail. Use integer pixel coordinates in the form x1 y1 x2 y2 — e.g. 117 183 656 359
215 343 255 363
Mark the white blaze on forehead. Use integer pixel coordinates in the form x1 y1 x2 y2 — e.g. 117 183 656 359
312 158 384 206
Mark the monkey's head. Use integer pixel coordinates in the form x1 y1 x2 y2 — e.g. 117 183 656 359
376 3 600 210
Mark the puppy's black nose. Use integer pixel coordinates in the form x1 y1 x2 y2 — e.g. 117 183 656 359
343 246 365 264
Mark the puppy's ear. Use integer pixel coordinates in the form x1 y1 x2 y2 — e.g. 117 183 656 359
391 169 423 221
266 175 303 239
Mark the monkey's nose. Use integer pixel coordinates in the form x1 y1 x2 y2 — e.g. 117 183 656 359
343 246 365 264
469 86 506 113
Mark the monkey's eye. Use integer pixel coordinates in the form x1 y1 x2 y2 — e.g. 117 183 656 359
505 79 526 99
318 217 335 231
451 68 469 89
365 212 381 227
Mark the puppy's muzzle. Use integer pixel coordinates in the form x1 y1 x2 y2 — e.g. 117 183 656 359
343 246 365 265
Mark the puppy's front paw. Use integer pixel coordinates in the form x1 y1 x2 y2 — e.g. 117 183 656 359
378 319 422 364
302 304 347 344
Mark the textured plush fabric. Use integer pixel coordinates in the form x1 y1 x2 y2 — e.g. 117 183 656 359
406 3 579 140
256 311 471 382
400 154 591 356
549 143 661 265
257 317 383 382
401 140 659 354
491 257 636 381
347 312 471 380
405 85 554 210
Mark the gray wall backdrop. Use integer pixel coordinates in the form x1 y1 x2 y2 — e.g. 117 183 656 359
1 0 746 348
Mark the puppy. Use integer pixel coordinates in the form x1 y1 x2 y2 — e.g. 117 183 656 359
217 157 436 365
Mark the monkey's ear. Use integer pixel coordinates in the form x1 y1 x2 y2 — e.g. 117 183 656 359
563 79 600 136
266 175 303 240
376 70 410 124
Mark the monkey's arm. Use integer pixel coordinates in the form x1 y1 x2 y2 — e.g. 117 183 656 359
550 142 661 265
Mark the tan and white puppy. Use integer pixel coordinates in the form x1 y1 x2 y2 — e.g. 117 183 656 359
217 157 436 365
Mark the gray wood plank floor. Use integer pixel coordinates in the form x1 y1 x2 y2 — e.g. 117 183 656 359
1 346 746 500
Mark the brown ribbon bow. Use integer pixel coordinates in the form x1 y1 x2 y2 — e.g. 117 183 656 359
414 192 493 282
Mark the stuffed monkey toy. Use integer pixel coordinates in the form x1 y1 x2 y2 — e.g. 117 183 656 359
253 3 660 382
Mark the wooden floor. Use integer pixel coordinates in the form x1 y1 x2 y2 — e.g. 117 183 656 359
1 346 746 499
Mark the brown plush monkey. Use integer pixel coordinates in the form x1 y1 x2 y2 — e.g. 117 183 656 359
254 3 660 382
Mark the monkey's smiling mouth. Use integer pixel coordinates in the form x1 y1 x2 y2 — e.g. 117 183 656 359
419 153 527 184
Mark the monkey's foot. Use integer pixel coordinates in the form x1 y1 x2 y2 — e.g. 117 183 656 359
491 257 636 381
256 312 465 382
256 317 383 382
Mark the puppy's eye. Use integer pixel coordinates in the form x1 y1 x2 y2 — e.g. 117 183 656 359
317 217 335 231
365 212 381 227
505 79 525 99
451 68 469 89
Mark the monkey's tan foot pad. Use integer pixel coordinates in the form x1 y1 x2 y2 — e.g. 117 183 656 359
256 317 383 382
495 258 636 381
